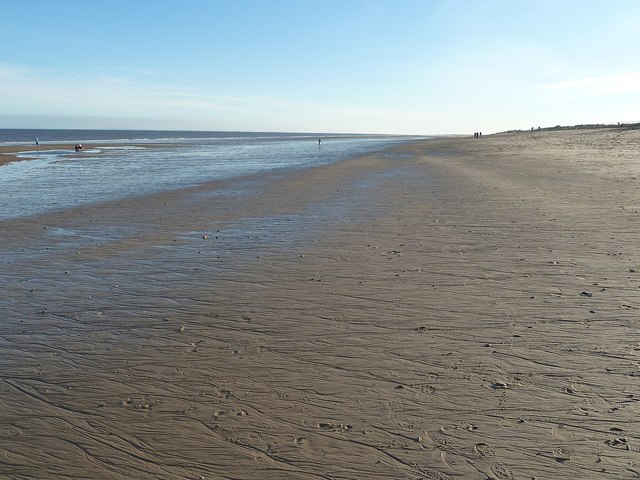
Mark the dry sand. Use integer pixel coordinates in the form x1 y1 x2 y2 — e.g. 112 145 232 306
1 128 640 479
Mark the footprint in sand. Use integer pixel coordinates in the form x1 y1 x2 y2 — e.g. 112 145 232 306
490 462 514 480
552 425 575 441
463 422 478 432
433 434 468 465
605 436 629 449
293 436 306 445
318 422 352 432
474 442 495 457
413 384 436 395
552 447 572 462
413 466 451 480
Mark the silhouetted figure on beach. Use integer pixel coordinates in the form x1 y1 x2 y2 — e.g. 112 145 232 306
35 137 39 146
74 144 83 152
318 138 322 146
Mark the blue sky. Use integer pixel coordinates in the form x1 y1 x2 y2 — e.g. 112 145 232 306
1 0 639 134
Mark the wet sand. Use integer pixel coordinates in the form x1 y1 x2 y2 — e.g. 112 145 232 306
0 143 171 166
0 145 84 166
2 128 640 479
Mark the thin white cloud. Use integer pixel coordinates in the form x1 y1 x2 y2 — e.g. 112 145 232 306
0 63 289 116
0 62 38 78
0 62 429 133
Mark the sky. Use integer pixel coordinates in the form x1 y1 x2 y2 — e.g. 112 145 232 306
1 0 639 134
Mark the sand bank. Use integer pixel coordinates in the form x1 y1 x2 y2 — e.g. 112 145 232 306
0 145 86 166
0 143 172 167
1 128 640 478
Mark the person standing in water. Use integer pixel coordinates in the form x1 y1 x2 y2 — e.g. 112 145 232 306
35 137 39 146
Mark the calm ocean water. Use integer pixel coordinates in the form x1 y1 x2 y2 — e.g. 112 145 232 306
0 129 426 219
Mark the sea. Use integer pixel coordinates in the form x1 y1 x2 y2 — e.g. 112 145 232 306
0 129 426 219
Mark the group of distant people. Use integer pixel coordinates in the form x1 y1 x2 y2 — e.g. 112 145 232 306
473 131 482 139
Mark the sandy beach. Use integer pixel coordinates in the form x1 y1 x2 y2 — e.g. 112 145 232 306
1 128 640 479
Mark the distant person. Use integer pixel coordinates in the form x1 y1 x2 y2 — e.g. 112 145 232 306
74 144 83 152
318 138 322 146
538 126 541 131
479 132 482 138
35 137 39 146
